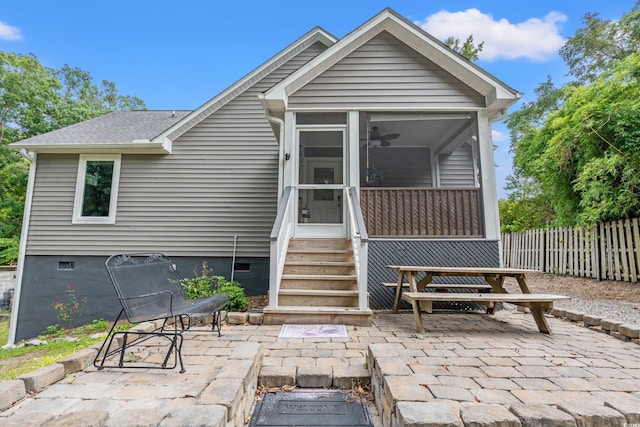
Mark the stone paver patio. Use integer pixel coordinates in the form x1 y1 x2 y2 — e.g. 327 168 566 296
1 309 640 426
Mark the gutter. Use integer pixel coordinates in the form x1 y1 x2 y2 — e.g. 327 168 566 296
490 108 508 123
5 150 36 346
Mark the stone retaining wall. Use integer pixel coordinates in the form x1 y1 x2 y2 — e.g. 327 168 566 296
0 267 15 310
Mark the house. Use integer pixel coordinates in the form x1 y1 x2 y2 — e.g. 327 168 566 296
7 8 520 343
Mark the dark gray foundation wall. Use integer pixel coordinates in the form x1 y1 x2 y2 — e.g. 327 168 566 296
367 239 501 309
15 255 269 341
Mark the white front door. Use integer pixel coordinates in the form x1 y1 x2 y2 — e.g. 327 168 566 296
296 129 346 238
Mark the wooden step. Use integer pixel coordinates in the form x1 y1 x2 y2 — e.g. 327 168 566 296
282 274 357 281
280 275 357 291
284 261 355 275
288 239 351 251
286 250 353 263
280 278 357 291
278 289 359 307
276 238 362 318
263 306 373 327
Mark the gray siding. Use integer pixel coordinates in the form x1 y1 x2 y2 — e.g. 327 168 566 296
289 31 485 110
439 143 476 187
361 147 432 187
25 42 328 258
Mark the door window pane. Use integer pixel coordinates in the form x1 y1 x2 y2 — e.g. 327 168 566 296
299 131 343 185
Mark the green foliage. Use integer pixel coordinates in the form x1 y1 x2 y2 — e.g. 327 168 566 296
0 237 19 265
560 8 640 84
51 286 88 330
504 3 640 228
215 281 250 312
179 262 250 312
86 318 109 333
499 174 555 232
445 35 484 61
43 324 63 337
0 51 146 265
179 262 218 300
532 52 640 225
0 318 118 381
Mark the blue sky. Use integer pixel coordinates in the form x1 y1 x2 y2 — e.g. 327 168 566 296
1 1 636 197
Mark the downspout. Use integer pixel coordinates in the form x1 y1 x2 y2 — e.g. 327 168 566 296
261 101 287 309
262 106 286 201
5 149 36 346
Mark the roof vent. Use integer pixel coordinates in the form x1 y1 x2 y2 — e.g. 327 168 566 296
171 110 176 118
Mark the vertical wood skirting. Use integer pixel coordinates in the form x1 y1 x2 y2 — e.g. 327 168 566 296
360 187 483 237
501 218 640 283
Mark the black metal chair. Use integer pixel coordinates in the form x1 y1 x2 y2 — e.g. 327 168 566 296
94 253 230 373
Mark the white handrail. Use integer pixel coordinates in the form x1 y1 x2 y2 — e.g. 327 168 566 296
268 187 293 308
345 187 369 310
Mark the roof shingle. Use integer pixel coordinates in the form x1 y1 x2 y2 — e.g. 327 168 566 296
12 110 191 147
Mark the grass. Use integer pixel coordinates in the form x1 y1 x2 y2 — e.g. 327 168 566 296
0 318 114 381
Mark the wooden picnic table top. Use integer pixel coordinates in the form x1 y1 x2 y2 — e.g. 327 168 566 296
386 266 539 276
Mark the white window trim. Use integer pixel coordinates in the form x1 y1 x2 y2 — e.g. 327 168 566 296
72 154 121 224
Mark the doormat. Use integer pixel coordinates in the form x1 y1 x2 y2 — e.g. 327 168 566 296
278 324 348 339
249 389 373 426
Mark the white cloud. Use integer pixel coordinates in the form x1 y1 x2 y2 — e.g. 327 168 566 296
492 129 506 143
415 8 566 61
0 20 23 41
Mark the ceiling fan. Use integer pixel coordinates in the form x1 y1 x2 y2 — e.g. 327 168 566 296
361 126 400 147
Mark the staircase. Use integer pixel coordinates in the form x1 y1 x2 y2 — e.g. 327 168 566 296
263 239 373 326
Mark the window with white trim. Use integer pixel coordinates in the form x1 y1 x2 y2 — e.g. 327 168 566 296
73 154 121 224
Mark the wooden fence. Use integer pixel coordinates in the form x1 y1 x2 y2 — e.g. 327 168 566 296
501 218 640 282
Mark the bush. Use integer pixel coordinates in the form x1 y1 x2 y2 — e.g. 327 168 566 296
179 262 249 312
215 280 250 312
0 237 19 265
179 262 218 300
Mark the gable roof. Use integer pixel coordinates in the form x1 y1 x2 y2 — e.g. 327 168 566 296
260 8 521 116
11 8 521 154
10 110 191 153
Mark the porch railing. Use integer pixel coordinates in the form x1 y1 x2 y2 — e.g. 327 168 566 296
345 187 369 310
360 187 484 238
269 186 293 308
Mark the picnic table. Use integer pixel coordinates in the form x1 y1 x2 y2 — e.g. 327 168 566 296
386 265 570 334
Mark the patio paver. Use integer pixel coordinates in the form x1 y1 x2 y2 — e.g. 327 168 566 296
1 309 639 426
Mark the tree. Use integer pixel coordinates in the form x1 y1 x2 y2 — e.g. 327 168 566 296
502 2 640 230
0 52 145 263
445 35 484 61
560 5 640 84
499 173 555 233
540 52 640 224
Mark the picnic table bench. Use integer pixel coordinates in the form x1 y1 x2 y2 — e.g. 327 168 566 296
94 253 230 373
386 265 570 334
381 282 492 291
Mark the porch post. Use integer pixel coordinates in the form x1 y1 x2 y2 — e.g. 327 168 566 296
347 111 360 189
476 110 501 240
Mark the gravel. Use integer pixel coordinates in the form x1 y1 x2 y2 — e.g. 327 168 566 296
503 272 640 325
550 296 640 324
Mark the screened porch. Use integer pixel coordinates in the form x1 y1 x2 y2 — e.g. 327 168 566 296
359 112 484 238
